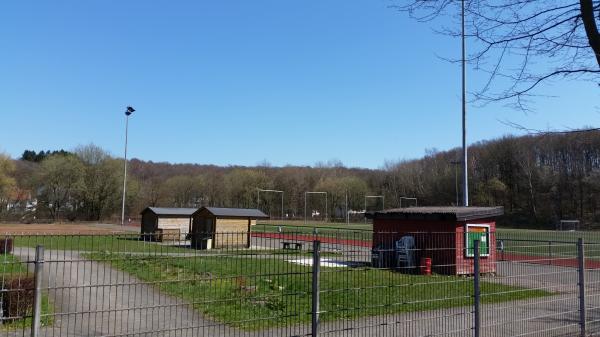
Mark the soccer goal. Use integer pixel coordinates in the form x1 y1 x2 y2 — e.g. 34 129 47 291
257 188 284 220
304 191 327 223
557 220 580 231
399 197 418 208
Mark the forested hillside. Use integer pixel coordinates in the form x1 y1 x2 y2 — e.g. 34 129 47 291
1 130 599 228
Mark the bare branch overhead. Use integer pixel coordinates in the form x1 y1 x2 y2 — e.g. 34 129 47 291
396 0 600 108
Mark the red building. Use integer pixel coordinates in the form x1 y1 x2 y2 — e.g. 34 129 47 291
366 206 504 275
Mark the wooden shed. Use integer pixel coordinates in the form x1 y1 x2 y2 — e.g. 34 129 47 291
190 207 269 249
140 207 196 241
366 206 504 275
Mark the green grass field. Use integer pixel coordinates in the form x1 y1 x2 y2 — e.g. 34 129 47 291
12 235 191 254
496 228 600 259
0 253 28 275
87 251 550 330
254 221 372 241
258 219 372 230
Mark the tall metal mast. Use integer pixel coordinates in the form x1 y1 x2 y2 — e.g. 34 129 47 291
461 0 469 207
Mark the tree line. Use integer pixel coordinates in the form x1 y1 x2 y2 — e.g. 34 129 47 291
1 130 599 228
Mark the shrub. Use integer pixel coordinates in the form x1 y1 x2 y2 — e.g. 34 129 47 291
0 238 13 254
2 275 35 320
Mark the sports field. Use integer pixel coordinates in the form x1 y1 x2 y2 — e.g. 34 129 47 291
255 221 600 266
257 220 600 244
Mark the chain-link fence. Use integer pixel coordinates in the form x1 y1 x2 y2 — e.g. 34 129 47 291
0 229 598 337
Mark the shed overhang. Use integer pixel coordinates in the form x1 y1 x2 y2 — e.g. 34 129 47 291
366 206 504 222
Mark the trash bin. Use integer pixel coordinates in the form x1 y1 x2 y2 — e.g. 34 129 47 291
395 236 416 271
420 257 432 275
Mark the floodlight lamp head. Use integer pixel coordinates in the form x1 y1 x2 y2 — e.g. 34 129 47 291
125 106 135 116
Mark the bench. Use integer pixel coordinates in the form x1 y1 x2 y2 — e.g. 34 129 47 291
282 241 303 250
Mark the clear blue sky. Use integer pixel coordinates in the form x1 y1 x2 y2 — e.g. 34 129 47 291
1 1 598 169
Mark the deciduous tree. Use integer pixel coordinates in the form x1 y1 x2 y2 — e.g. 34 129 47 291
0 154 16 213
35 154 84 220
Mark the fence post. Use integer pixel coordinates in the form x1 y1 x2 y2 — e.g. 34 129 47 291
548 241 552 266
577 238 586 337
474 240 481 337
31 245 44 337
312 240 321 337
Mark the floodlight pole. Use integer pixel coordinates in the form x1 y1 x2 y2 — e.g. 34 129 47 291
461 0 469 207
345 191 349 225
257 189 284 220
120 106 135 226
304 191 328 224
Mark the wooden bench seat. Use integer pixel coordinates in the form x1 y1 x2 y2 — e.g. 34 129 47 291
281 241 303 250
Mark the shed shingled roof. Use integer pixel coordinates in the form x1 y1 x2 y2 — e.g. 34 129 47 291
195 207 269 219
366 206 504 222
141 207 197 216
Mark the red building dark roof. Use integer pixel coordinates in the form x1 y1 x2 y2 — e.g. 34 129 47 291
366 206 504 222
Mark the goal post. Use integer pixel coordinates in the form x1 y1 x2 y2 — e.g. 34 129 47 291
364 195 385 223
399 197 418 208
557 219 580 231
364 195 385 213
257 188 284 220
304 191 327 223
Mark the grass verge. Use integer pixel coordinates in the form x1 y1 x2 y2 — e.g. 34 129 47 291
86 251 550 330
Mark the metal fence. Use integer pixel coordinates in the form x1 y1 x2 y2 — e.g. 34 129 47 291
0 230 599 337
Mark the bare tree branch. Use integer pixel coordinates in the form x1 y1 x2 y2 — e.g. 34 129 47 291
499 119 600 134
396 0 600 109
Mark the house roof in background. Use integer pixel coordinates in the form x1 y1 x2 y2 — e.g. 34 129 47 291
366 206 504 222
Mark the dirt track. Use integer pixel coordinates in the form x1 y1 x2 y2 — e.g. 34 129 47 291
0 223 138 234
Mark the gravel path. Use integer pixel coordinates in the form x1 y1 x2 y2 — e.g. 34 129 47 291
13 249 247 337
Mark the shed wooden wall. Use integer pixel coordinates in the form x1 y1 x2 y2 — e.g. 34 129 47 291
191 210 257 249
157 217 191 236
141 212 158 235
372 218 497 275
140 212 191 240
213 218 253 248
454 219 497 275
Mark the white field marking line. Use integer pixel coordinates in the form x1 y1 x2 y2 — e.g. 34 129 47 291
286 258 356 268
